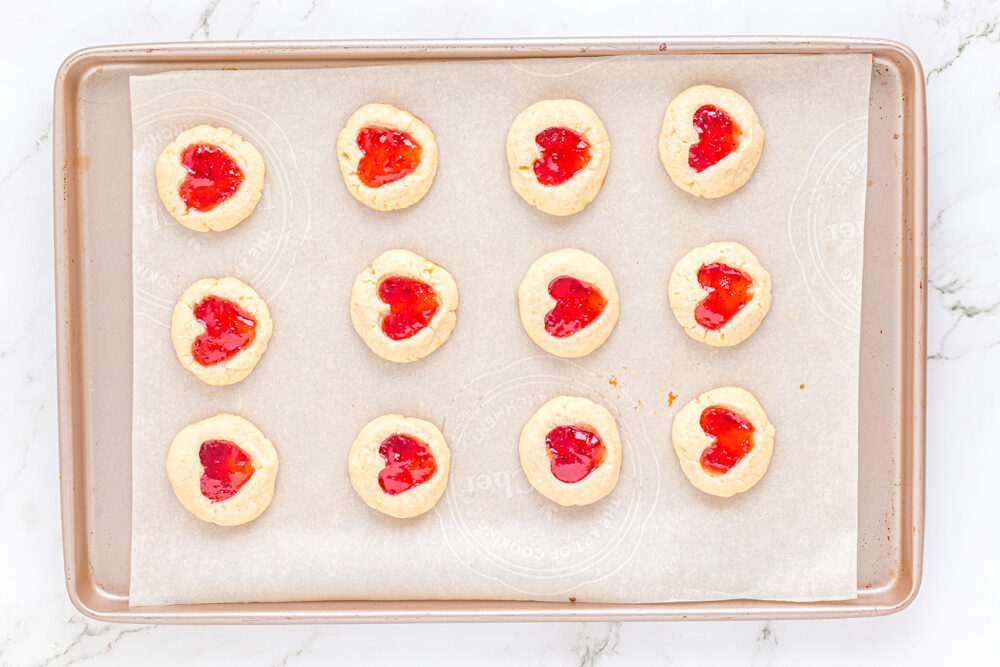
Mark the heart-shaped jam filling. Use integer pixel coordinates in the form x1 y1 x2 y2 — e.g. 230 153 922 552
699 405 755 474
544 275 607 338
378 276 440 341
199 439 255 502
356 125 422 188
533 126 592 186
378 434 437 495
546 424 606 483
688 105 741 173
179 143 245 212
695 262 753 331
191 295 257 366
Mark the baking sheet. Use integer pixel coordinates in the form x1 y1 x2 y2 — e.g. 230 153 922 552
129 53 871 606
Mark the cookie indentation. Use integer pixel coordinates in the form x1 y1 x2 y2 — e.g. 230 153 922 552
544 275 606 338
699 406 755 474
533 126 591 186
179 143 245 212
378 276 440 341
377 433 438 495
199 439 255 502
688 105 741 173
191 295 257 366
694 262 754 331
356 125 422 188
546 424 605 483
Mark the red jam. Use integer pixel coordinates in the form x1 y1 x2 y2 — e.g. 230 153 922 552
378 276 440 341
533 127 592 186
544 276 607 338
178 143 245 212
695 262 754 331
199 439 255 502
191 295 257 366
699 406 755 474
688 105 741 173
356 125 422 188
546 424 606 483
378 434 437 495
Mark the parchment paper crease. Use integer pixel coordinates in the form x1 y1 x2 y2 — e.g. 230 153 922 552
130 54 870 606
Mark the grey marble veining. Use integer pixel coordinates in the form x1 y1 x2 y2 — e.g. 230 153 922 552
1 0 998 664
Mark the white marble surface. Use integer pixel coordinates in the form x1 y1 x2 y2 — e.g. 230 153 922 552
1 0 997 664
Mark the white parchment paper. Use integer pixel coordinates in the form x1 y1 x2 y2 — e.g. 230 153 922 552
130 54 870 606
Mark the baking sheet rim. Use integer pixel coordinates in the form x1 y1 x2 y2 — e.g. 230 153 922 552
53 37 926 623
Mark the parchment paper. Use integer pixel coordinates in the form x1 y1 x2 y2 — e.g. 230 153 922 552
129 54 870 606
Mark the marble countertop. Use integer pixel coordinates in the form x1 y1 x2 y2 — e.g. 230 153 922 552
2 0 997 664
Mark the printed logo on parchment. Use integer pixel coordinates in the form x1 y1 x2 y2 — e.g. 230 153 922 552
787 116 868 333
437 357 660 596
132 89 311 326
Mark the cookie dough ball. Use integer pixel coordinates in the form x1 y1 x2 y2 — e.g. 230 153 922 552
348 414 451 519
166 414 279 526
350 249 459 363
506 99 610 216
518 248 619 358
671 387 775 497
156 125 266 232
171 277 273 386
519 396 622 506
668 241 771 347
658 85 764 198
337 103 438 211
